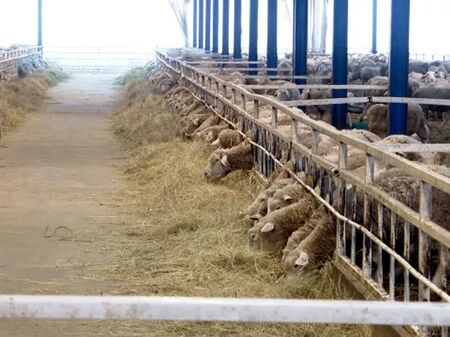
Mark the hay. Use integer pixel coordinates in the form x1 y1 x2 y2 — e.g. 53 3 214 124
107 76 373 337
0 67 68 134
115 67 146 86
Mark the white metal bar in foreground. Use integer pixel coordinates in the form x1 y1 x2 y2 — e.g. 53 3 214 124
0 296 449 326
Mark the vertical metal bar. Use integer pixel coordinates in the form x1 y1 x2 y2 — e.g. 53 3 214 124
222 0 230 55
271 107 278 128
419 181 431 302
249 0 259 75
233 0 242 59
38 0 43 47
376 204 383 286
293 0 308 85
404 222 411 301
389 0 410 135
193 0 198 48
267 0 278 76
332 0 348 130
363 155 374 278
199 0 204 49
205 0 212 51
389 213 396 300
212 0 219 53
337 143 348 257
351 188 356 264
371 0 378 54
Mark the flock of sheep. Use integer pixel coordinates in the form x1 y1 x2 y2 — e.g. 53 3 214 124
144 55 449 284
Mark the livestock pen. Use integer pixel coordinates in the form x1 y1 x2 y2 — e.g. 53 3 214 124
1 0 450 336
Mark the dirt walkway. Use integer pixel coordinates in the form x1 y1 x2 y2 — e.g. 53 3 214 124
0 74 132 335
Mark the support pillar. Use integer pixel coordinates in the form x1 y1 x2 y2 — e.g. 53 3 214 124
267 0 277 76
193 0 198 48
389 0 410 135
38 0 43 47
222 0 230 55
199 0 204 49
372 0 378 54
332 0 348 130
205 0 211 51
212 0 219 53
293 0 308 85
249 0 259 73
233 0 242 59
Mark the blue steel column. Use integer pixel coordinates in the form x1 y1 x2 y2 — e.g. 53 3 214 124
205 0 211 51
233 0 242 58
193 0 198 48
212 0 219 53
332 0 349 130
293 0 308 85
389 0 410 135
267 0 277 76
222 0 230 55
371 0 377 54
199 0 204 48
38 0 43 47
248 0 259 73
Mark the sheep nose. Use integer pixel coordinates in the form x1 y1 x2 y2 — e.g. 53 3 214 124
204 171 209 177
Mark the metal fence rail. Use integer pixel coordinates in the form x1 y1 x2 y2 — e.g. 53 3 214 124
1 295 449 326
0 46 43 75
155 48 450 336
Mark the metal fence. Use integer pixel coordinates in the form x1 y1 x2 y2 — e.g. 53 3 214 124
0 46 43 74
155 49 450 337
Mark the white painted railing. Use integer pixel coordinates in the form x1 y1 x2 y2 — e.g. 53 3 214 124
1 295 449 326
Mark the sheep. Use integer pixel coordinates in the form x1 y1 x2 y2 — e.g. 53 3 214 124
210 129 244 149
276 82 301 102
243 178 293 227
193 123 229 143
181 111 213 137
185 114 220 139
282 206 333 272
286 210 335 274
374 167 450 288
364 103 430 141
267 183 305 212
248 194 316 254
204 140 253 180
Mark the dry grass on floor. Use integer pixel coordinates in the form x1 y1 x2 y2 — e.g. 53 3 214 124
108 79 373 337
0 67 68 134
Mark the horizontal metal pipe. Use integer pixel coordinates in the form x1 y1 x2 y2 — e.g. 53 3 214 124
1 296 449 326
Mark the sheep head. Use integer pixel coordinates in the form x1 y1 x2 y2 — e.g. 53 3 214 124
204 151 231 180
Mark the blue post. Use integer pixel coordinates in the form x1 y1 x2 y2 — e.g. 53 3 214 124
205 0 211 51
293 0 308 85
249 0 259 73
233 0 242 59
212 0 219 53
38 0 43 47
371 0 377 54
222 0 230 55
199 0 204 49
267 0 277 76
193 0 198 48
389 0 410 135
332 0 348 130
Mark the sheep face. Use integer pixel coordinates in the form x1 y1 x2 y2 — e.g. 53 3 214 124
248 226 261 250
258 222 289 254
204 151 231 180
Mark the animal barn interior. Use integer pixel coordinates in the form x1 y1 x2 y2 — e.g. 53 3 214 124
0 0 449 336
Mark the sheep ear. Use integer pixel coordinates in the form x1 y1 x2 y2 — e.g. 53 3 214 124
260 222 275 233
220 155 229 167
193 118 200 126
283 195 293 201
295 251 309 266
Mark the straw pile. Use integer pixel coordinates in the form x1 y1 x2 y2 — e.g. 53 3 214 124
108 72 373 337
0 67 68 135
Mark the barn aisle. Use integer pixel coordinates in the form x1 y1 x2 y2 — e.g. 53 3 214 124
0 74 132 335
